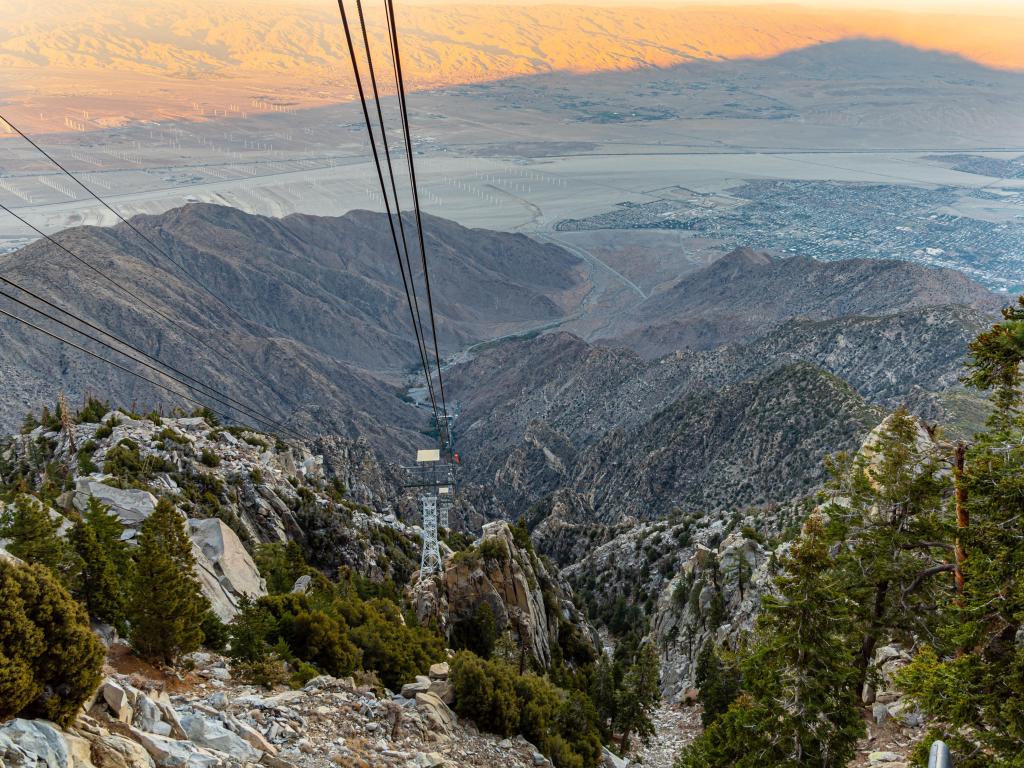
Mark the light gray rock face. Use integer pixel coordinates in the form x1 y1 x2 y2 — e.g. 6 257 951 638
413 520 596 669
188 518 266 621
73 479 157 527
92 733 155 768
130 730 220 768
0 719 70 768
179 715 262 762
652 530 774 701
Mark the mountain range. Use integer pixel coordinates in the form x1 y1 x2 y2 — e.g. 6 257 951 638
448 247 1001 520
0 203 585 452
0 204 1003 521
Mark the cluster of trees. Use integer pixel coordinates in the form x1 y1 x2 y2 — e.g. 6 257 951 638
450 651 603 768
227 555 444 691
676 299 1024 768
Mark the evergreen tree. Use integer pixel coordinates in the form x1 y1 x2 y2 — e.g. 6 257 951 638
675 515 864 768
0 494 71 578
614 643 660 751
83 497 131 576
590 653 619 730
0 559 104 726
127 498 206 665
69 520 125 630
694 641 741 727
896 298 1024 767
823 408 953 691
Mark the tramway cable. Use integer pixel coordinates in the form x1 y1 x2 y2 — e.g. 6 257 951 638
352 0 436 404
0 277 308 440
335 0 442 434
0 307 271 432
0 203 306 437
383 0 452 453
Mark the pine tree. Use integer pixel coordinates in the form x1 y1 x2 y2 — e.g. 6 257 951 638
614 643 660 752
127 498 206 665
823 408 954 692
896 298 1024 767
694 641 740 727
0 494 71 577
675 515 864 768
83 497 132 576
0 559 104 726
590 653 619 730
69 520 125 630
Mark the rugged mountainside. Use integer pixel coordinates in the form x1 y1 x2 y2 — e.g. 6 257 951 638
450 297 989 521
600 247 1001 358
0 204 585 451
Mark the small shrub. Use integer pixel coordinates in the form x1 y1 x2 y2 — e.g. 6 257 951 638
200 449 221 468
290 661 319 689
94 417 119 439
158 427 188 445
201 610 230 652
478 537 509 563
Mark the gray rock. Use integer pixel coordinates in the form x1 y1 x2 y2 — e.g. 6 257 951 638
92 734 155 768
0 719 70 768
180 715 262 761
427 662 449 681
872 702 890 724
427 680 455 706
602 747 630 768
290 575 312 594
103 680 135 724
414 692 456 735
188 518 266 621
400 676 432 698
413 753 444 768
130 729 219 768
74 479 157 526
868 753 903 764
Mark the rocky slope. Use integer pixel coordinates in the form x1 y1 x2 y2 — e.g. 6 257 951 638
0 653 554 768
601 247 1002 358
412 521 595 670
1 408 425 617
0 204 586 452
449 257 994 521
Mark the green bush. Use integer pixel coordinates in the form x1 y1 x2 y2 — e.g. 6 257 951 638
94 417 120 439
450 651 604 768
258 593 361 677
77 398 110 424
200 610 230 652
200 449 221 468
348 598 445 691
479 537 509 563
158 427 188 446
0 559 105 726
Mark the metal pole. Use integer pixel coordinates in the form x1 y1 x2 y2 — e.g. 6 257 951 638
929 741 952 768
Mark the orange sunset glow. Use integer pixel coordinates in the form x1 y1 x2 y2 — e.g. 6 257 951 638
1 0 1022 132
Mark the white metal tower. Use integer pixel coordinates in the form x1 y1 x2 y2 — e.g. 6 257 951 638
419 494 442 576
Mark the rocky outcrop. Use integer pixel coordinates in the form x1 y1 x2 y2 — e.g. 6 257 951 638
527 489 607 568
3 411 428 606
3 652 554 768
73 480 158 528
188 518 266 621
651 529 775 702
413 521 595 668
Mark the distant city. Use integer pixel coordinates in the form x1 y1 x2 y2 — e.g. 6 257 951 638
556 178 1024 292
